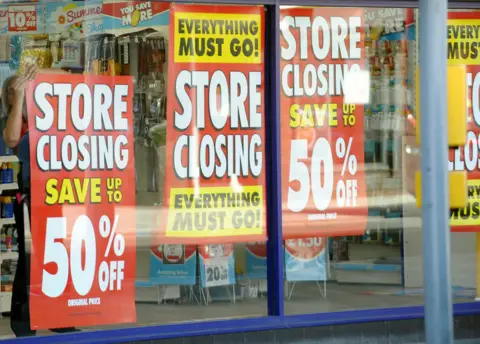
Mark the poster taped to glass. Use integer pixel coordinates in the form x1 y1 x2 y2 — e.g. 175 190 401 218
280 7 368 239
157 4 267 244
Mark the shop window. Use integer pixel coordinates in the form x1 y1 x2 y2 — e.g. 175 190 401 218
0 1 267 338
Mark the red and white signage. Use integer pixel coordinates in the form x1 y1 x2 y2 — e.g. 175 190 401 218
8 4 37 32
26 74 137 329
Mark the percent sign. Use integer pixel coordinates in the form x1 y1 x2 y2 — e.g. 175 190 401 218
98 215 126 292
25 11 35 25
99 215 125 257
335 137 358 176
335 137 358 207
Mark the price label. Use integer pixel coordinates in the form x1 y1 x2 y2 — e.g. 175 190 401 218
8 4 37 32
206 244 225 258
287 136 359 217
285 237 325 260
204 257 229 287
42 214 126 298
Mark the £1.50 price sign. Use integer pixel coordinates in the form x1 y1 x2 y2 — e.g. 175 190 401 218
280 7 368 239
8 4 37 32
26 74 136 329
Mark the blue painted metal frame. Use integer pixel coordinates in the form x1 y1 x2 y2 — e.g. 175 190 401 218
4 302 480 344
265 2 284 317
3 0 480 343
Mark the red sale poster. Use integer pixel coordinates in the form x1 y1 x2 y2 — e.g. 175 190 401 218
447 12 480 232
158 4 267 244
280 8 368 239
26 74 136 329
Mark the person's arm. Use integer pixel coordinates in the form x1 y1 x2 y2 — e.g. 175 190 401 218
3 64 38 148
3 90 24 148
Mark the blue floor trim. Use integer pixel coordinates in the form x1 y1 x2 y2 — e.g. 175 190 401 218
4 302 480 344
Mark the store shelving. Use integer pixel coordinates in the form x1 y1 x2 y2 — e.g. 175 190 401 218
0 219 14 227
0 183 18 195
0 248 16 312
0 155 19 312
0 156 18 163
0 291 12 314
0 156 19 196
1 252 17 261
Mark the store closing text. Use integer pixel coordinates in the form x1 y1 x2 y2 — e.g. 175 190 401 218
449 72 480 172
281 15 362 97
33 82 130 172
173 70 263 180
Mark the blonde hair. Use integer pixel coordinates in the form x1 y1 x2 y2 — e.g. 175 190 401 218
1 75 27 121
1 75 18 116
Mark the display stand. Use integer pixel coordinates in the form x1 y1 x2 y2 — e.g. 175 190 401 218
0 245 16 313
285 280 327 300
285 241 329 300
200 285 236 305
236 276 267 300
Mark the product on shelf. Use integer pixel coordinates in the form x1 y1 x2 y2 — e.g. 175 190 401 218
20 35 53 71
0 162 13 184
0 36 10 63
0 163 6 184
6 163 13 183
119 37 130 75
62 38 85 70
1 258 16 289
1 225 5 247
0 138 13 157
84 33 116 76
5 226 12 252
12 227 17 247
9 36 22 71
1 284 12 292
49 34 63 68
1 198 13 219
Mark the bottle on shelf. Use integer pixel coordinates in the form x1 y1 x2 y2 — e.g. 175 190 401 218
2 197 13 219
0 163 7 184
0 224 5 248
5 227 12 252
0 138 8 157
6 163 13 183
11 226 17 248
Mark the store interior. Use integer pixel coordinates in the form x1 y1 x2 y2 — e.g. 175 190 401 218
0 2 476 339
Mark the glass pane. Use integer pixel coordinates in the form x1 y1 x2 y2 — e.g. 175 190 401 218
280 6 480 315
444 9 480 304
0 1 267 338
279 6 438 314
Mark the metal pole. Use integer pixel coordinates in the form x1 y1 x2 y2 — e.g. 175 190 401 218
418 0 453 342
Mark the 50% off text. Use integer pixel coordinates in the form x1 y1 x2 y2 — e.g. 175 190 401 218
288 136 358 219
42 214 126 307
